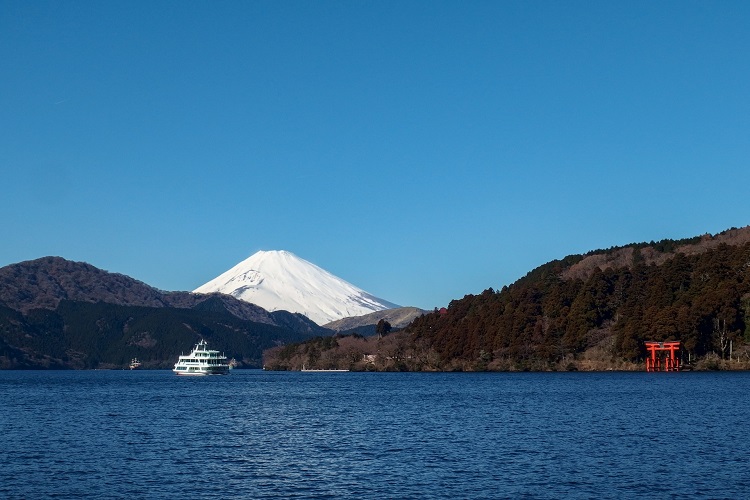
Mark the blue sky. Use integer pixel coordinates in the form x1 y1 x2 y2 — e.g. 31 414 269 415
2 1 750 310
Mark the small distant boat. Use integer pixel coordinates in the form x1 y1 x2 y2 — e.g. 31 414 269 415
129 358 142 370
228 358 239 370
173 339 230 376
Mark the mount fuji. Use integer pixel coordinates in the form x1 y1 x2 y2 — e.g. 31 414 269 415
193 250 400 325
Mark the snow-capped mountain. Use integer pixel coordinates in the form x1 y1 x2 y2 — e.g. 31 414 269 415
194 250 400 325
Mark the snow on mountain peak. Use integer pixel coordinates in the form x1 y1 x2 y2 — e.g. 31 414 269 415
193 250 400 325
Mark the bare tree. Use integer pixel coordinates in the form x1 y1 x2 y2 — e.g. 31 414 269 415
713 318 730 359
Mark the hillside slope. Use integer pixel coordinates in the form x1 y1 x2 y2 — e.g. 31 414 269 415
0 299 305 369
0 257 329 369
323 307 427 333
194 250 400 325
0 256 325 334
407 226 750 369
265 226 750 371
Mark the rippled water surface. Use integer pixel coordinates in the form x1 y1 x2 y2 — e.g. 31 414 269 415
2 370 749 499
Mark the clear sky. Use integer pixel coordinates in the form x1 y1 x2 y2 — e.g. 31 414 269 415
2 1 750 310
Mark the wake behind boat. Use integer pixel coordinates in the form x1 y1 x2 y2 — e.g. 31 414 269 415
173 339 230 376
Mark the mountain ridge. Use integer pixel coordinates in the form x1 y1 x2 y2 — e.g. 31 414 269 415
559 227 750 282
323 307 428 333
0 256 325 334
0 257 333 369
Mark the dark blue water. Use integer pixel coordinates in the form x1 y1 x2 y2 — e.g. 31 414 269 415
1 370 749 499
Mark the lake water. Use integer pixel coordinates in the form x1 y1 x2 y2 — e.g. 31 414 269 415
1 370 749 499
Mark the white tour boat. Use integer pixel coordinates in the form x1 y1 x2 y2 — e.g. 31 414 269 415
173 339 230 376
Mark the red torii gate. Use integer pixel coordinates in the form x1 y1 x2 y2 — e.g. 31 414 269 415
645 341 681 372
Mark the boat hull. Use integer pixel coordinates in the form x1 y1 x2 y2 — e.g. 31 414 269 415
172 368 229 376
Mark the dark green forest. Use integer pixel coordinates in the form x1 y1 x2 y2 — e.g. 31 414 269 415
408 241 750 369
0 300 309 369
265 231 750 371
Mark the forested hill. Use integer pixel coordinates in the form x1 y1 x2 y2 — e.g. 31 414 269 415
0 257 329 369
406 226 750 369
